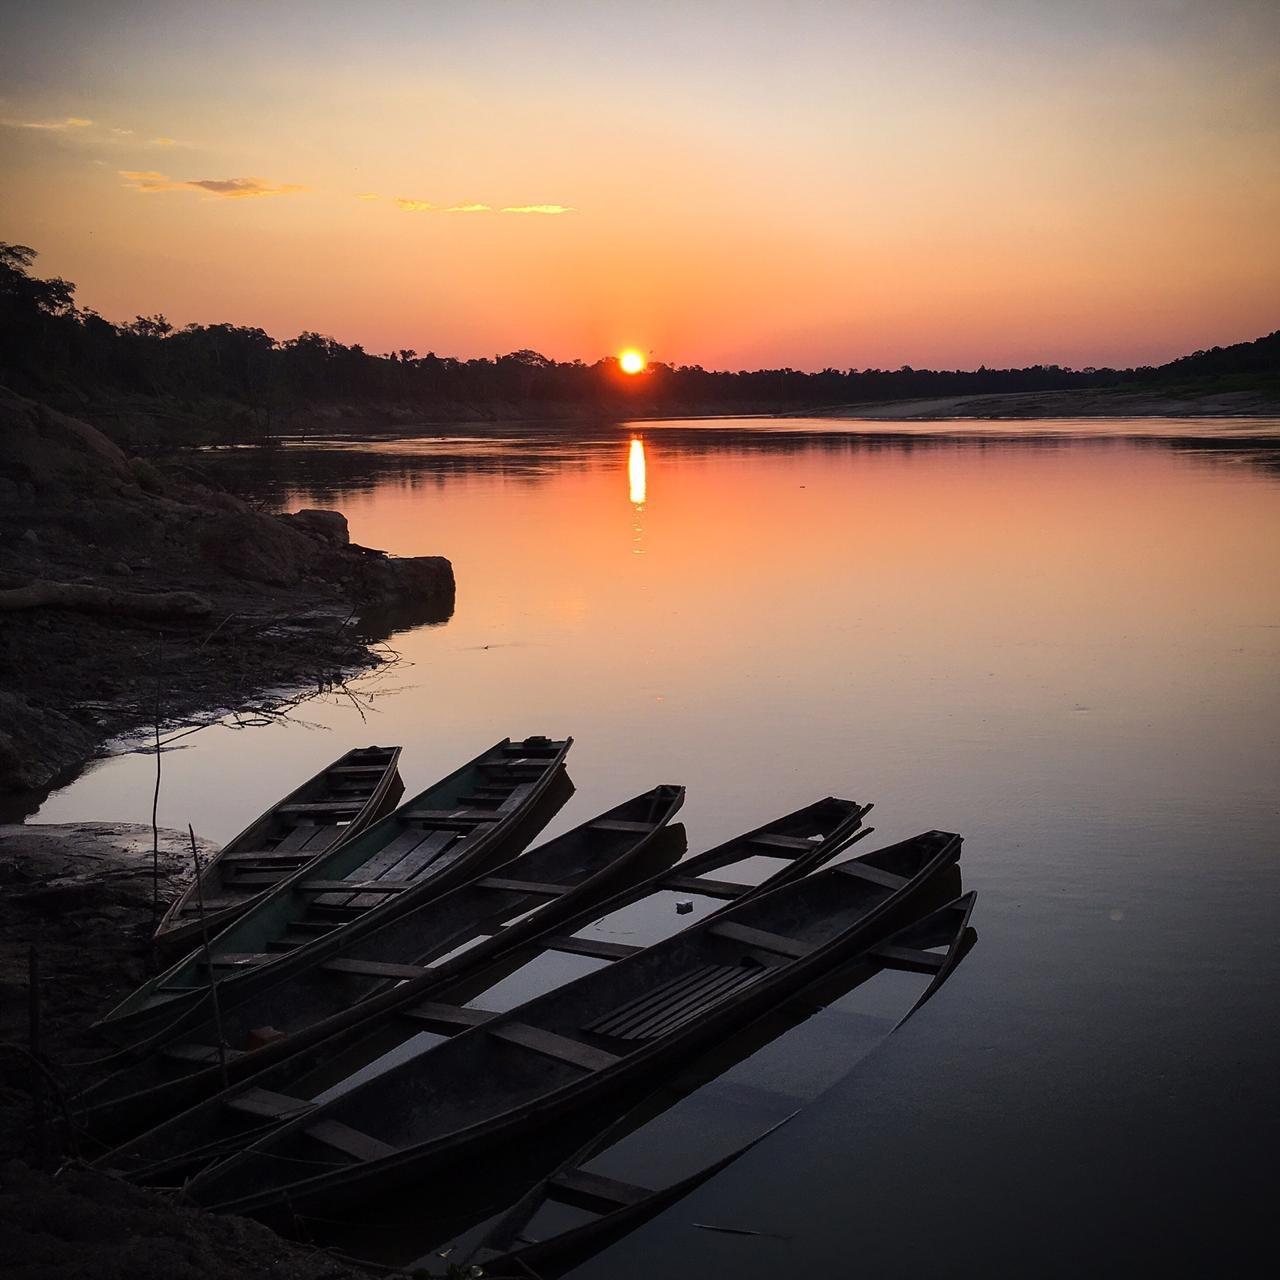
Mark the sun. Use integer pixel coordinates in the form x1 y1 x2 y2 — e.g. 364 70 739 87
619 348 647 375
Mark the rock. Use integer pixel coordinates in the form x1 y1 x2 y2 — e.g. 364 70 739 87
195 510 318 586
110 561 133 575
21 529 38 544
280 508 350 546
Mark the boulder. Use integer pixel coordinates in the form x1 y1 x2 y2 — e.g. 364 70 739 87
280 508 350 546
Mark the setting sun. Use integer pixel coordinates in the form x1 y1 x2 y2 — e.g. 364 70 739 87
619 349 647 375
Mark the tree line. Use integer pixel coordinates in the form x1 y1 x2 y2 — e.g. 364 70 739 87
2 241 1275 429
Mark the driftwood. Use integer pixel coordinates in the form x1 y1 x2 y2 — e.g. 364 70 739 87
0 581 212 619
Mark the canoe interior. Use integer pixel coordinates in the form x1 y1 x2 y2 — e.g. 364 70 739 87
183 829 956 1214
98 794 862 1180
155 746 404 947
93 736 569 1042
76 785 684 1139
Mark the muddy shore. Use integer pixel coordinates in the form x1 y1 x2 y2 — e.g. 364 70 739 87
0 386 454 815
0 822 372 1280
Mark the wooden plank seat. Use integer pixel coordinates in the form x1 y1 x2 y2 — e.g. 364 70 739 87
327 765 394 776
585 963 766 1042
751 833 823 853
218 851 314 865
708 921 812 959
400 1002 498 1031
321 958 429 981
223 1087 315 1120
204 953 272 968
589 819 656 834
549 1166 650 1211
836 861 910 889
487 1022 623 1071
304 1118 398 1162
474 876 573 896
660 874 748 899
541 935 643 961
402 809 495 823
870 942 946 973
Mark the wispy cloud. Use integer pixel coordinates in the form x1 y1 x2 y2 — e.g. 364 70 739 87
356 192 381 201
389 199 573 215
394 198 435 211
150 136 179 147
501 204 575 215
444 203 491 213
2 115 94 131
120 171 306 199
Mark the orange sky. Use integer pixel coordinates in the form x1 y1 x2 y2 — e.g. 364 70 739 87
3 1 1278 370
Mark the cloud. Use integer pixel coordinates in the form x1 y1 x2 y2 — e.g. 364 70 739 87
356 192 381 201
149 136 179 147
2 116 93 131
187 177 306 198
120 171 306 198
500 204 575 215
395 198 434 211
444 203 491 213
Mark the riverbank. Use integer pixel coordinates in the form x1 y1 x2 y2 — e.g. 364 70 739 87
0 387 454 813
0 822 370 1280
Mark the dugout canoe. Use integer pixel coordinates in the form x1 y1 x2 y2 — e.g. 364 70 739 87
92 736 571 1045
100 796 868 1181
467 892 977 1277
154 746 404 950
184 829 960 1219
76 785 685 1142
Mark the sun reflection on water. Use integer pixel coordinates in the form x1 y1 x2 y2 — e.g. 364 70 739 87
628 435 647 508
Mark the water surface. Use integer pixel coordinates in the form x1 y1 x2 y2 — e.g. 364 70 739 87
39 417 1280 1274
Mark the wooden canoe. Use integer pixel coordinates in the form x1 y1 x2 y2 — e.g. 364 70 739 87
153 746 404 949
75 785 686 1142
466 892 977 1278
91 736 571 1046
99 796 868 1182
183 829 960 1219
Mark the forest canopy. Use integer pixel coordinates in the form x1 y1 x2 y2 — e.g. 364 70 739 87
2 241 1276 428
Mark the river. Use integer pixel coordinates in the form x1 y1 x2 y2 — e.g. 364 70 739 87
38 416 1280 1275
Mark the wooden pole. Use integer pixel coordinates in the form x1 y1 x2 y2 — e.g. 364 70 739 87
189 825 230 1091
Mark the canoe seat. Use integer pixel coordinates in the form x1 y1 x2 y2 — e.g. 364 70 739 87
400 1002 497 1031
327 765 394 776
541 934 643 961
219 851 314 865
584 963 766 1042
321 958 428 981
751 833 823 853
836 861 910 889
304 1118 398 1162
277 800 367 815
204 953 271 968
487 1023 622 1071
474 876 573 896
660 874 746 899
870 942 946 973
549 1166 650 1211
402 809 495 824
708 921 812 959
589 819 654 834
224 1088 314 1120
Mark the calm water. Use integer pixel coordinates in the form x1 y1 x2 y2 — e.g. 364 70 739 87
39 417 1280 1273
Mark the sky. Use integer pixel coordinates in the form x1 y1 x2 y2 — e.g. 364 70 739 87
2 0 1278 371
